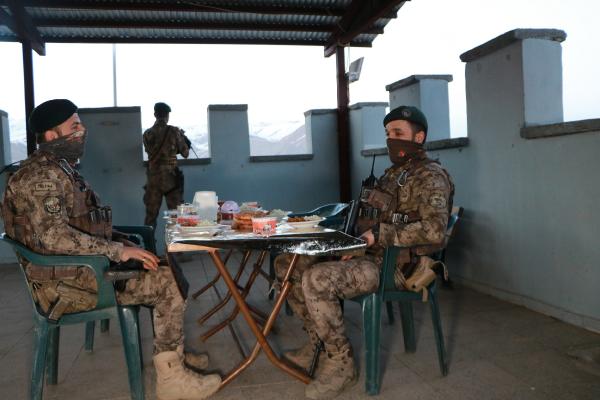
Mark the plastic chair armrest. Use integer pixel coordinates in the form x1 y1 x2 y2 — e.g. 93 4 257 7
113 225 156 253
0 234 116 310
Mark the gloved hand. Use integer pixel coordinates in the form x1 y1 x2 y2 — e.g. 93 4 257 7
183 135 192 148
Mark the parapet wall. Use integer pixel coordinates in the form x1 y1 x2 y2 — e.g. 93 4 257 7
0 29 597 333
429 29 598 332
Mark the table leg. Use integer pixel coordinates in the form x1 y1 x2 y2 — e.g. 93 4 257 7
197 250 252 325
191 249 233 300
208 251 310 388
200 250 269 341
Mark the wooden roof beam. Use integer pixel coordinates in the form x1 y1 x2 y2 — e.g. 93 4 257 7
324 0 405 57
2 0 45 55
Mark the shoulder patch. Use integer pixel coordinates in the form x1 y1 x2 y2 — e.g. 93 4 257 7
43 196 62 214
428 191 447 209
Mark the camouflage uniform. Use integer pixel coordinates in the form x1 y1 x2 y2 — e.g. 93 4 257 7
143 120 190 227
276 152 454 350
1 150 185 353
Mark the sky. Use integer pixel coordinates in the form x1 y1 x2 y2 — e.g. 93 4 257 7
0 0 599 146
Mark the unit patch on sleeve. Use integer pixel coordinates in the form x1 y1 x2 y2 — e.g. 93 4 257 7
428 191 447 209
43 196 62 214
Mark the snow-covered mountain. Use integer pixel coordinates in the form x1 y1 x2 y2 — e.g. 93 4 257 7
7 119 308 161
250 124 308 156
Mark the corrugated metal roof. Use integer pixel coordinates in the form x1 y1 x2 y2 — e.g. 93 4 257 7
0 0 406 55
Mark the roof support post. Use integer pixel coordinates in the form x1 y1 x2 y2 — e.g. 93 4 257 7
335 46 351 202
22 42 36 156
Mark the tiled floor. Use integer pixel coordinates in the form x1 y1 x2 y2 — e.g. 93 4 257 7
1 251 599 399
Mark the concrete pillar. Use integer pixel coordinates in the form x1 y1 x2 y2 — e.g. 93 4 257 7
208 104 249 161
348 102 388 198
304 108 341 200
385 75 452 141
304 108 337 159
349 102 388 150
460 29 566 130
78 107 145 226
0 109 10 166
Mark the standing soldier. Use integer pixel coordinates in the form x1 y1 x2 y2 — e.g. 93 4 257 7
275 105 454 399
143 102 191 228
2 99 220 400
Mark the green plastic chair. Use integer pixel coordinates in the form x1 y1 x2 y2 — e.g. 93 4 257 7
384 206 463 324
87 225 156 336
349 246 448 395
0 234 144 400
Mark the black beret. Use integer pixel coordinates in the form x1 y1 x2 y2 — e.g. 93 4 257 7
383 105 428 134
29 99 77 134
154 102 171 114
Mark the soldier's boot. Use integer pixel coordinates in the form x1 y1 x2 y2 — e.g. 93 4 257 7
305 343 358 400
153 351 221 400
177 344 209 370
284 329 320 370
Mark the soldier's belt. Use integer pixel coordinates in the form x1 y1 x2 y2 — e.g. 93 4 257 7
359 208 421 225
26 264 79 281
155 159 178 167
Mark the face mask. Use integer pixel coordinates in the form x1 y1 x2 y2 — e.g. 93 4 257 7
39 130 86 163
386 138 424 164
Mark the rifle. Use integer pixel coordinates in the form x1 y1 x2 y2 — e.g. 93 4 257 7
344 155 379 236
360 154 377 201
181 129 199 158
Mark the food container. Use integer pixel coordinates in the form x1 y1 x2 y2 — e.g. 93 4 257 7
240 201 261 212
252 216 277 236
177 214 200 227
220 200 240 221
177 203 197 216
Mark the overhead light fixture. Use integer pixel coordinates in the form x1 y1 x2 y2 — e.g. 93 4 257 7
347 57 364 83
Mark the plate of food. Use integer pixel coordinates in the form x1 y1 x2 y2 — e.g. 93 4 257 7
176 223 229 236
267 208 291 222
285 215 325 229
232 210 268 231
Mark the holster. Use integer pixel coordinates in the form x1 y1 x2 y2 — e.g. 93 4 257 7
403 256 441 302
26 264 79 281
31 281 97 321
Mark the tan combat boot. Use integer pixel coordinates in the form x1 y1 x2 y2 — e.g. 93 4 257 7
283 329 320 370
153 351 221 400
177 344 209 370
305 343 358 400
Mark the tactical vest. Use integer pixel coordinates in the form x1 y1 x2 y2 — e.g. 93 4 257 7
59 160 113 240
3 157 112 254
356 156 454 257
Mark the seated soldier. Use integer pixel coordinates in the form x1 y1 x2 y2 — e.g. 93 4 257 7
275 105 454 399
1 99 220 400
